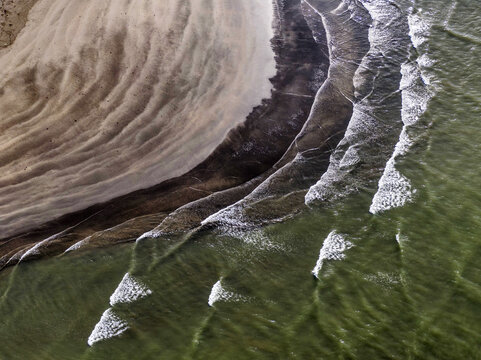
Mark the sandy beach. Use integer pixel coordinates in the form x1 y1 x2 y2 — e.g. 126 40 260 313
0 0 366 267
0 0 275 238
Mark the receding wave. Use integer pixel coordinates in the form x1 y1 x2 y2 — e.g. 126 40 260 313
87 308 129 346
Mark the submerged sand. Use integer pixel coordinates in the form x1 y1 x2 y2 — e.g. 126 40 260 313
0 0 275 237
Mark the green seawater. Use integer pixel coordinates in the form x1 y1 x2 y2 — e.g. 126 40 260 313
1 0 480 359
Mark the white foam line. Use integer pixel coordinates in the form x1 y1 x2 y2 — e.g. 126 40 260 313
369 128 414 214
201 202 248 229
304 1 435 213
312 231 353 279
20 232 62 261
208 279 245 307
136 230 161 242
370 4 435 214
110 273 152 306
64 237 89 253
202 206 283 251
87 308 129 346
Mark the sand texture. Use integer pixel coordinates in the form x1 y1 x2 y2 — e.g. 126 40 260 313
0 0 37 47
0 0 275 238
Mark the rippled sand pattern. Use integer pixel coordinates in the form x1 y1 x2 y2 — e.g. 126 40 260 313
0 0 276 237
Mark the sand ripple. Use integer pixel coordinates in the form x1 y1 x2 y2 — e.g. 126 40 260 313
0 0 275 237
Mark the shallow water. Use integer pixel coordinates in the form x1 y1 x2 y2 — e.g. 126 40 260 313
1 0 481 358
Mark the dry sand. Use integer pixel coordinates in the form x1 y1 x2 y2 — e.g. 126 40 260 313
0 0 38 47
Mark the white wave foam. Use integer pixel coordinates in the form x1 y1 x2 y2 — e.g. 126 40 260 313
417 54 437 86
400 61 431 126
110 273 152 306
369 127 415 213
370 11 435 214
87 308 129 346
208 279 245 307
136 230 161 243
203 207 283 251
19 241 46 261
312 231 353 279
339 146 360 169
305 104 379 204
396 231 401 244
201 203 247 229
360 0 403 47
396 230 409 246
64 238 88 253
364 272 400 286
20 232 62 261
306 1 435 213
408 10 431 49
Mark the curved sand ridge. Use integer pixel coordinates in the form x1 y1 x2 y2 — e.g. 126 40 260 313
0 0 275 237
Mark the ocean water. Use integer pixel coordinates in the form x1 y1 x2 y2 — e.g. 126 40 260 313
1 0 481 359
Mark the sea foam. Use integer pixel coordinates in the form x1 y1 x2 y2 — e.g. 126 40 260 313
370 4 435 214
110 273 152 306
64 238 88 253
87 308 129 346
306 0 434 213
201 203 248 230
20 232 62 261
136 230 161 243
312 231 353 279
369 128 415 213
208 279 245 307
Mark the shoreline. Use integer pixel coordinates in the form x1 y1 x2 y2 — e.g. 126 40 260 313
0 0 330 267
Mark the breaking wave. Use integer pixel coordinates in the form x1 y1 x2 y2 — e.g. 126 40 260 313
370 2 436 214
87 308 129 346
110 273 152 306
208 279 246 307
312 231 353 279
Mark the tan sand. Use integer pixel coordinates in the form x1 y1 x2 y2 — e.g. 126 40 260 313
0 0 38 47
